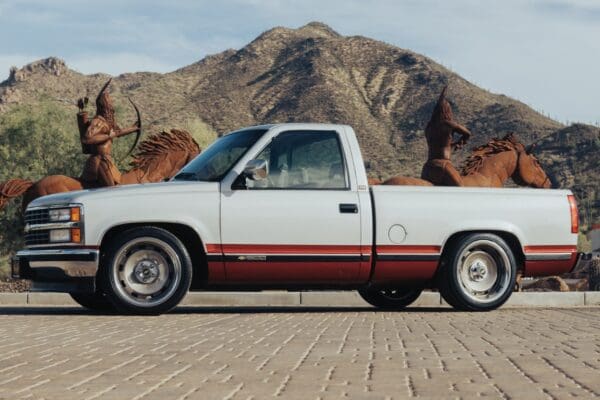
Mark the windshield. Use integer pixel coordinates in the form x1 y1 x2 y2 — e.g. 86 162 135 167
173 128 267 182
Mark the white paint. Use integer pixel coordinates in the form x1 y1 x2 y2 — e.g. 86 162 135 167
27 123 577 258
388 224 407 244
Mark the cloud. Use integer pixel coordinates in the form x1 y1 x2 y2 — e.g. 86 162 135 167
0 0 598 124
535 0 600 22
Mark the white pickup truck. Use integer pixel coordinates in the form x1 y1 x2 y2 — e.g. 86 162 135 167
13 123 580 314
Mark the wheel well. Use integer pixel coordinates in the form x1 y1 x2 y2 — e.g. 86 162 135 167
440 230 525 271
100 223 208 288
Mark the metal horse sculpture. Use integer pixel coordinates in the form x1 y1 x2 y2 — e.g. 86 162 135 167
0 129 201 210
381 133 551 188
376 86 551 188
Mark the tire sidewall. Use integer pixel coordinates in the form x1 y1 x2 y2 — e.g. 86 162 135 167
446 233 516 311
69 291 115 313
101 227 192 315
358 287 423 309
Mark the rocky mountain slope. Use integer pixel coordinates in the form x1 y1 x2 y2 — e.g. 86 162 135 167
0 22 597 225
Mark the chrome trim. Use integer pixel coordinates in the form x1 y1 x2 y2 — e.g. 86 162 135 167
25 221 81 233
26 203 84 211
16 249 95 257
237 255 267 261
24 203 85 248
16 249 99 278
26 242 87 249
525 253 573 261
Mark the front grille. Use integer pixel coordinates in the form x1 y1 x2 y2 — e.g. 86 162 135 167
25 231 50 246
25 208 50 246
25 208 50 225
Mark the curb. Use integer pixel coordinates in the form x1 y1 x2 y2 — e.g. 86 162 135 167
0 291 598 308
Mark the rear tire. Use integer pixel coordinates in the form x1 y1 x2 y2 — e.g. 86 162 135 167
438 233 516 311
358 287 423 309
70 291 114 312
101 227 192 315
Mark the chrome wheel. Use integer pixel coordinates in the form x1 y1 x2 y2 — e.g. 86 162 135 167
112 237 182 308
456 239 511 304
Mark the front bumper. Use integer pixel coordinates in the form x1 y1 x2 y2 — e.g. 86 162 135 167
12 248 99 293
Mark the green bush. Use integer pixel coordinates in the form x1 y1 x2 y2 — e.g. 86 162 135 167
183 117 218 149
0 99 218 275
0 98 146 273
0 99 83 258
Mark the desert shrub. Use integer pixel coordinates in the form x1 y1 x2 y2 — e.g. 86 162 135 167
0 99 83 260
0 98 142 273
577 231 592 253
183 117 218 150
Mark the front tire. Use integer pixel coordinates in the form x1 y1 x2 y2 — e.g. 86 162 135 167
438 233 516 311
101 227 192 315
358 287 423 309
70 291 114 312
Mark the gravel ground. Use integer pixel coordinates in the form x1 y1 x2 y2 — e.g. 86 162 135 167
0 279 31 292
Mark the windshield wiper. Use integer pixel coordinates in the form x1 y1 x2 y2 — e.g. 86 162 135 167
172 172 198 181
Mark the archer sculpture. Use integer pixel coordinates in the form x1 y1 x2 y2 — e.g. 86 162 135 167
421 86 471 186
78 79 142 187
0 81 201 210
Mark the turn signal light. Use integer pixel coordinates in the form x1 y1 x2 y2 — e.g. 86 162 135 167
71 207 81 222
568 194 578 234
71 228 81 243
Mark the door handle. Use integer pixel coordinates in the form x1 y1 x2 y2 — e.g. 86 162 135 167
339 203 358 214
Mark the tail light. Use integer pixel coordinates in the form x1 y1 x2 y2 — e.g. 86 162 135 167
567 194 579 234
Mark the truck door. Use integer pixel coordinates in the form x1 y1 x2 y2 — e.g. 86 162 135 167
220 130 364 284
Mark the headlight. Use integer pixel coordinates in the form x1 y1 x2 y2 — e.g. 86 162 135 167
49 229 71 243
49 207 80 222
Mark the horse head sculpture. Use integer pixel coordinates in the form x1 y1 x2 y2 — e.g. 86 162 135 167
511 140 552 188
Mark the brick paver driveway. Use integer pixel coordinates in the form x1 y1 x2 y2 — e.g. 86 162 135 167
0 306 598 399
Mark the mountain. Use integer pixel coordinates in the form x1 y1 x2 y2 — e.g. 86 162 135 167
0 22 597 226
536 123 600 224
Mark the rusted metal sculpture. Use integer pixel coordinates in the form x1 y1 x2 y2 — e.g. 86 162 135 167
460 134 550 187
0 129 200 211
420 86 471 186
0 81 202 210
382 133 551 188
77 79 142 187
380 86 551 189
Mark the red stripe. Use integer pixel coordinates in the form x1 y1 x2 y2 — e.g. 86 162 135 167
205 243 222 254
376 245 441 254
220 244 365 255
209 244 440 255
209 244 576 256
524 245 577 253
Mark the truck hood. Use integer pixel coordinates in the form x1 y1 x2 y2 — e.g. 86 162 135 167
28 181 220 208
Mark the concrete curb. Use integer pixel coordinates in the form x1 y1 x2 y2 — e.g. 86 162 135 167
0 291 598 308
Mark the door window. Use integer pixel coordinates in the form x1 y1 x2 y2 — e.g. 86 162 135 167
248 131 348 189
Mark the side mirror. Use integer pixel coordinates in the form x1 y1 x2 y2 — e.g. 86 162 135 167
243 159 268 181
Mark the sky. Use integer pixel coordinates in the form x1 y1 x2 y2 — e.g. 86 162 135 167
0 0 599 124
